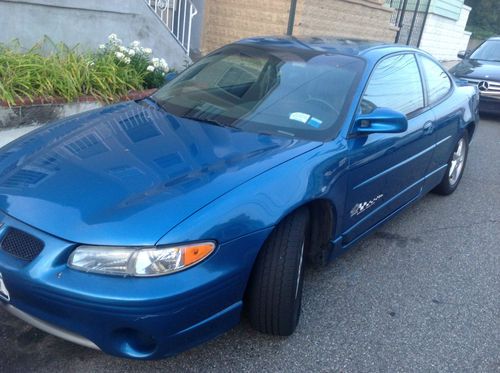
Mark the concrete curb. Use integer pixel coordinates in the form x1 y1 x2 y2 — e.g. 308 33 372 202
0 89 157 130
0 101 102 129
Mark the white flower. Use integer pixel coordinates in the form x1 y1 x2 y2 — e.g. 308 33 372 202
123 57 131 64
127 49 136 56
98 44 106 50
130 40 140 48
108 33 122 45
146 65 155 72
115 51 125 59
119 46 127 52
153 58 169 72
142 47 152 54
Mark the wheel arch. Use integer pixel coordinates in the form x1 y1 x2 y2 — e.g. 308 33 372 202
465 120 476 143
303 199 337 266
242 198 337 310
248 198 337 277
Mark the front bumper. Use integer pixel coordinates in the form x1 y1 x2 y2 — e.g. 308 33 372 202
2 303 99 349
458 77 500 114
478 94 500 114
0 211 272 359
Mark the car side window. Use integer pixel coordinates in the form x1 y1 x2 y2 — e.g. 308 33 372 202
420 56 452 104
361 53 424 116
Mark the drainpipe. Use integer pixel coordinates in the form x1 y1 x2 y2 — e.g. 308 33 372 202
287 0 298 36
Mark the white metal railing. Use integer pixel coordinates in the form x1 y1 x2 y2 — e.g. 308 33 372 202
146 0 198 55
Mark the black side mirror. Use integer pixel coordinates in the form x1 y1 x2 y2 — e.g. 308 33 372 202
354 108 408 135
164 71 178 84
457 50 470 59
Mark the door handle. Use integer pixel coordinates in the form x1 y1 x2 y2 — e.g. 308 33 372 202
423 121 434 135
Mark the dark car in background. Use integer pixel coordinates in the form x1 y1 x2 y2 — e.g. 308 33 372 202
450 36 500 114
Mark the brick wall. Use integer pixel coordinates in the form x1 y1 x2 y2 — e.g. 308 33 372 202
200 0 290 54
200 0 397 54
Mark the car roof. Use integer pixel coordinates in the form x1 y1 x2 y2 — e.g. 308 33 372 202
234 36 417 59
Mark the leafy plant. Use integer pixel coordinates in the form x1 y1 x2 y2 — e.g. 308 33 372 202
99 34 170 89
0 34 171 106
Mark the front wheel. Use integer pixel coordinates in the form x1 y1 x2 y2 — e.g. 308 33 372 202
246 208 309 336
433 132 469 195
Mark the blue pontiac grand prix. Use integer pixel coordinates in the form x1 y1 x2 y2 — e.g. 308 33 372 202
0 37 479 359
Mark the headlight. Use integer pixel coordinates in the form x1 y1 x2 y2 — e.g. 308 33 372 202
68 242 215 277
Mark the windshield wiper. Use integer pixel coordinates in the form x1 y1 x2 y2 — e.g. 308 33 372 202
138 96 168 113
179 115 232 128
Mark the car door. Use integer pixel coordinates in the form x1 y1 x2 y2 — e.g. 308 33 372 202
417 55 461 190
342 53 435 243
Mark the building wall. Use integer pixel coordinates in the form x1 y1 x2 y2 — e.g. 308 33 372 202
201 0 397 54
428 0 464 20
0 0 188 68
419 4 471 60
294 0 397 42
201 0 290 54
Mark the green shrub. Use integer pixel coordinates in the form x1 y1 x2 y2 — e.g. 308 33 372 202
0 35 171 106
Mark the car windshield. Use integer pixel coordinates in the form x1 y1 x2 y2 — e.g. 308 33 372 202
152 45 365 141
470 40 500 62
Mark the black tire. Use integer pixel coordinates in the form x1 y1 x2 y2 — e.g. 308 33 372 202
246 208 309 336
433 132 469 195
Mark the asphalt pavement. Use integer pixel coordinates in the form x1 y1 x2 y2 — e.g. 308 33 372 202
0 117 499 372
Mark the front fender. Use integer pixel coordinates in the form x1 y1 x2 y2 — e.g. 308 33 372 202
156 139 349 246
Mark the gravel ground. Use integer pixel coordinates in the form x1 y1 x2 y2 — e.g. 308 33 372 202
0 117 499 372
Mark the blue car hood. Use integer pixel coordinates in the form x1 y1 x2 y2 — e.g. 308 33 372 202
0 101 320 245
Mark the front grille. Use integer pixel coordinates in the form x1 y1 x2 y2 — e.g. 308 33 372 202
465 78 500 97
1 228 45 261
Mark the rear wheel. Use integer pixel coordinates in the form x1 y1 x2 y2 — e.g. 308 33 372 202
246 208 309 336
433 132 469 195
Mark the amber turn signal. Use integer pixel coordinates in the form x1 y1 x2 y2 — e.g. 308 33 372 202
183 243 215 266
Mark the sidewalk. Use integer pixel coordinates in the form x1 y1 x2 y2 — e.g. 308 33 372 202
0 126 39 148
442 60 459 70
